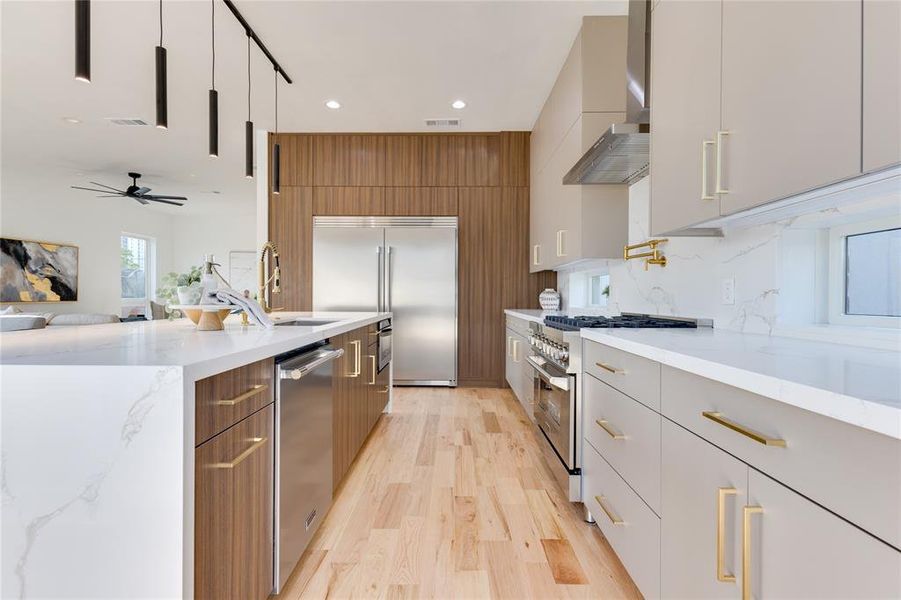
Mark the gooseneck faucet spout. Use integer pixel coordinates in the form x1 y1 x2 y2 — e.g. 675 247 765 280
259 241 282 313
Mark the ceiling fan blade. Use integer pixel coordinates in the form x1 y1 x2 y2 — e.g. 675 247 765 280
146 197 185 206
95 194 124 198
72 185 123 194
134 186 152 196
133 197 150 205
89 181 126 193
144 194 188 201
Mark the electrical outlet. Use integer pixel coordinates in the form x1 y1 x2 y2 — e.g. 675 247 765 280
721 278 735 305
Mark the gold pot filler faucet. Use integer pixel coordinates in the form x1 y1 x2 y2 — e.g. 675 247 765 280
258 241 282 313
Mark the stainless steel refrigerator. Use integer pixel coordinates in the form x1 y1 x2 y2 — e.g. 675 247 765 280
313 216 457 386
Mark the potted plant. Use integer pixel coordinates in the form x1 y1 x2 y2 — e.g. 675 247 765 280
157 266 202 317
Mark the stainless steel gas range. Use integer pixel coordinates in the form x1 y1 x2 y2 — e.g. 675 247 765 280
525 313 709 506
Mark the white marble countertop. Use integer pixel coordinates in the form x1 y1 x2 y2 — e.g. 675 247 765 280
505 308 901 439
0 311 389 382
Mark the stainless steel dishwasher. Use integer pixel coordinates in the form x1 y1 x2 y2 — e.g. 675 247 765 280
273 342 344 593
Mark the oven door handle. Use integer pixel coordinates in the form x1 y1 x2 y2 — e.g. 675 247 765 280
526 355 570 391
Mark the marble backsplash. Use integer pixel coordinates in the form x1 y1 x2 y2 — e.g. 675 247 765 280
557 177 785 334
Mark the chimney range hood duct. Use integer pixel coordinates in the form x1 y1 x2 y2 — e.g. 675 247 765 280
563 0 650 185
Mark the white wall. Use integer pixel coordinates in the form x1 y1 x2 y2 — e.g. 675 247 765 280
0 174 255 316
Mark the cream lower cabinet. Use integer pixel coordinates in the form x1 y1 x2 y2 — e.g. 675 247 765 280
661 418 901 600
746 469 901 600
661 419 746 599
505 326 533 416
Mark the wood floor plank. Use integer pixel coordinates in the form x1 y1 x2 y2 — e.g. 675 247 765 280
277 387 641 600
540 538 589 585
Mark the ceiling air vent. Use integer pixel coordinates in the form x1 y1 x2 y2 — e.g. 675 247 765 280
424 118 461 129
106 117 149 126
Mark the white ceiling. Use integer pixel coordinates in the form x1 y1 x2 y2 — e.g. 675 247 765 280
1 0 625 215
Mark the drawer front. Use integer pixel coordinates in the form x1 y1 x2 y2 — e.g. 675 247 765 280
583 443 661 599
584 340 661 411
662 365 901 550
584 373 662 514
195 358 274 446
505 314 531 338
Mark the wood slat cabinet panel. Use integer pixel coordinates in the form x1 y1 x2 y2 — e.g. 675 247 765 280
312 135 386 186
271 134 313 186
312 187 385 216
195 404 274 600
500 131 530 187
384 187 457 216
385 135 422 186
195 358 274 446
500 187 531 311
269 186 313 311
421 135 464 186
331 326 370 489
458 187 503 385
459 134 500 186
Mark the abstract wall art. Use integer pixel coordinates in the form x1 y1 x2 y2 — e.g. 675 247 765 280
0 238 79 302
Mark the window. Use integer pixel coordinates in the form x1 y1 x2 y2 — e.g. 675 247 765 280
566 270 610 309
120 234 154 317
828 219 901 328
588 274 610 307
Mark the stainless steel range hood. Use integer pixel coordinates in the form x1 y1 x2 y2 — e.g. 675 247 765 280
563 0 650 185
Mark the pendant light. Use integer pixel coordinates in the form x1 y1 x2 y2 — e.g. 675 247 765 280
208 0 218 157
155 0 168 129
245 32 253 179
74 0 90 82
272 68 280 194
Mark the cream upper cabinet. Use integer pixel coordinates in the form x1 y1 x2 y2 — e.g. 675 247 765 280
719 0 862 215
661 419 746 600
649 0 723 236
863 0 901 172
530 16 629 271
747 469 901 599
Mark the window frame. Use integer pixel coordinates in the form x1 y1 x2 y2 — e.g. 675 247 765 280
120 233 156 317
827 216 901 328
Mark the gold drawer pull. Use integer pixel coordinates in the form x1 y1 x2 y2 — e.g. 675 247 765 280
594 495 624 526
595 419 625 440
216 384 268 406
742 505 763 600
377 385 389 394
702 411 786 447
717 488 738 583
210 437 268 469
596 362 625 375
369 355 377 385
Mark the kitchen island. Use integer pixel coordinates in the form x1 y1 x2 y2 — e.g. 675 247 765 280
0 311 390 599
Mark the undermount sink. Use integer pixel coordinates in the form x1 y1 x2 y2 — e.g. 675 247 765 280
274 319 340 327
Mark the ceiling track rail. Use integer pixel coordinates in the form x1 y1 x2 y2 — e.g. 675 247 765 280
222 0 292 84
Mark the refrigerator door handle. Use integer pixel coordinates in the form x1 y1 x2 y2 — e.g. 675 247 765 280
376 246 384 312
385 246 393 312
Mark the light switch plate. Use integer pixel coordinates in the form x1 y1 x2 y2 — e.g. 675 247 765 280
721 278 735 305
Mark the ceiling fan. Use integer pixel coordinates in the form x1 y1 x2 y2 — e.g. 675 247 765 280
71 172 188 207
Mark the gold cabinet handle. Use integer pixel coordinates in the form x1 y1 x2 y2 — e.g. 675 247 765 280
348 340 362 377
377 385 389 394
742 505 763 600
369 355 376 385
594 495 624 526
216 384 268 406
717 488 738 583
596 362 625 375
702 412 786 447
595 419 625 440
701 139 716 200
715 130 730 194
533 244 541 266
210 437 268 469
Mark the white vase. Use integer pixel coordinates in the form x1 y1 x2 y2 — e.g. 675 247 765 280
539 288 561 311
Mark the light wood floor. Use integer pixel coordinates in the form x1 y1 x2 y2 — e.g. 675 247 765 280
277 387 641 599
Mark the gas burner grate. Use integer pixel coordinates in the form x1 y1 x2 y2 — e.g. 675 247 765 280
544 314 698 331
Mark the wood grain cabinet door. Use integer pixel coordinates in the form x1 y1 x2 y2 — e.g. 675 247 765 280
330 331 351 488
719 0 861 215
195 405 274 600
649 0 723 235
747 469 901 599
661 419 745 600
863 0 901 172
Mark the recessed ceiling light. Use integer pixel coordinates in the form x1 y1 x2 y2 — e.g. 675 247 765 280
63 117 81 124
325 100 341 110
451 100 466 110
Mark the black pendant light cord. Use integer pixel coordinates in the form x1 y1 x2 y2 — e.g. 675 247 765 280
159 0 163 46
274 68 278 136
211 0 215 90
247 33 251 121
